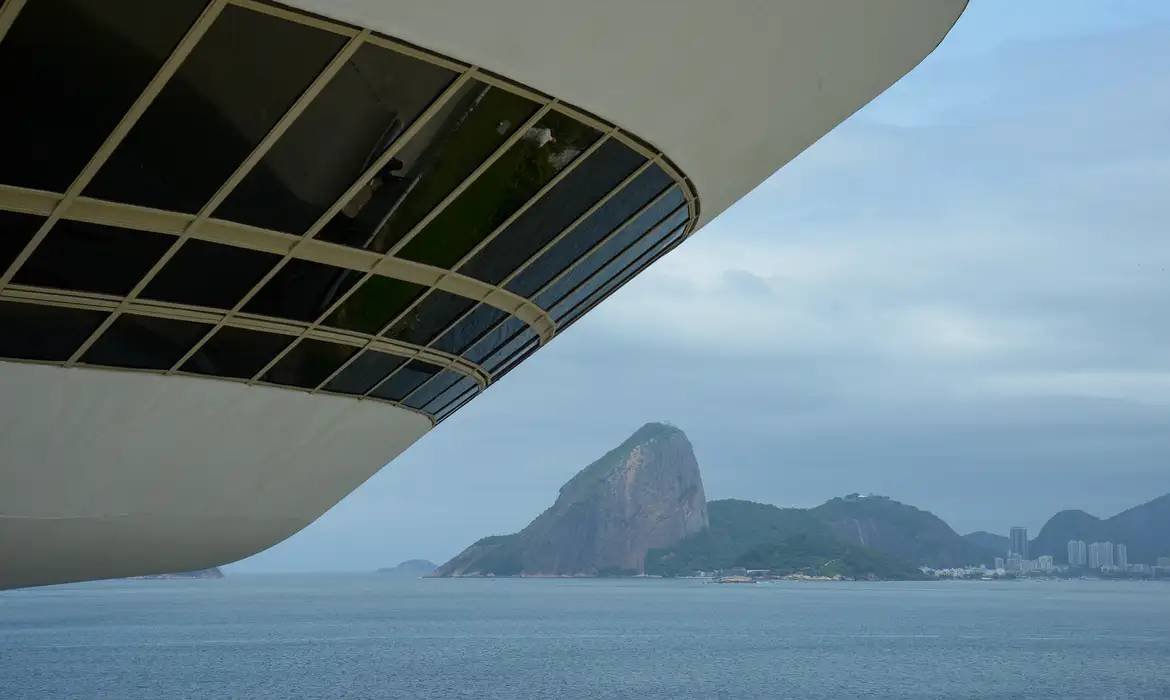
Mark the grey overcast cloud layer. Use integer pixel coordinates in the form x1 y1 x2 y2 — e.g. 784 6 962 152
234 2 1170 572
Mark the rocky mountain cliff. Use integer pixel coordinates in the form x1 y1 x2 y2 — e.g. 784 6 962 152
435 423 707 576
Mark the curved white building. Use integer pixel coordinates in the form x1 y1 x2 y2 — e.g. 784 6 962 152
0 0 966 588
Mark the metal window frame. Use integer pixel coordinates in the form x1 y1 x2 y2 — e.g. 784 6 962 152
0 0 701 423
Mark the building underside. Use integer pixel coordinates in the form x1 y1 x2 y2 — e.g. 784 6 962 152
0 0 966 589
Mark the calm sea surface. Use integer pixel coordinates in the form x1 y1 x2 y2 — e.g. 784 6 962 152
2 576 1168 699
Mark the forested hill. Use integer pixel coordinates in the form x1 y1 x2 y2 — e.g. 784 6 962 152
1030 494 1170 564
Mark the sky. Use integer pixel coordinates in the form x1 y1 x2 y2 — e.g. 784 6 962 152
232 1 1170 572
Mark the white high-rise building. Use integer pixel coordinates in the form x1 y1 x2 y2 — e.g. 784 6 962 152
1068 540 1087 566
1037 555 1054 572
1116 544 1128 569
1088 541 1115 570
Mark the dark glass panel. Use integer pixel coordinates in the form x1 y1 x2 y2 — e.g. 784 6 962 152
316 81 538 252
0 211 43 272
242 259 360 323
323 350 405 396
490 337 540 381
82 314 211 370
505 167 672 297
430 304 506 355
557 227 686 329
0 302 107 361
481 328 537 374
397 111 601 269
261 338 357 388
323 276 425 334
464 316 527 365
423 375 476 414
369 359 440 402
382 290 473 346
458 140 645 285
13 220 172 295
217 44 455 234
435 386 477 422
534 191 684 309
0 0 207 192
86 5 345 212
141 239 278 309
402 369 462 410
180 326 292 379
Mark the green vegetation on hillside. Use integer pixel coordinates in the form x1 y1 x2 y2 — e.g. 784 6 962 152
645 499 924 579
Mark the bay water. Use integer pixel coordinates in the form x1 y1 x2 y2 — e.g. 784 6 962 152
3 576 1168 698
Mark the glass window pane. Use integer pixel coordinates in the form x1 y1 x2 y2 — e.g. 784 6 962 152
216 44 455 234
180 326 292 379
382 290 473 346
402 369 462 410
435 385 478 422
82 314 211 370
323 350 405 395
323 276 425 334
242 259 361 323
0 0 207 192
316 81 538 253
86 5 346 213
481 328 537 374
369 359 440 402
534 191 684 308
141 239 278 309
1 211 44 272
505 166 672 298
13 220 172 296
430 303 506 356
458 140 645 285
397 111 601 269
464 316 527 365
557 227 686 328
261 338 357 388
490 337 540 381
423 375 476 414
0 301 107 361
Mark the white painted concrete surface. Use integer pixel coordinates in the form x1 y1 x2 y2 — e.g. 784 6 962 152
0 361 431 588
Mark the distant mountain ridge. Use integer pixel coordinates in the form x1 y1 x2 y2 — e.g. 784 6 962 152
377 559 437 577
810 494 997 568
434 422 1167 577
644 499 923 579
1029 494 1170 564
963 531 1009 556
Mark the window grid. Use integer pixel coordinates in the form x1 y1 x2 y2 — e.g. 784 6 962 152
348 128 617 397
440 186 681 374
0 0 698 424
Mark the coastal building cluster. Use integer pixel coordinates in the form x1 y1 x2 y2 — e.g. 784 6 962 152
929 528 1167 580
962 527 1166 579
